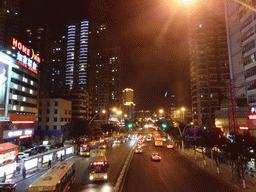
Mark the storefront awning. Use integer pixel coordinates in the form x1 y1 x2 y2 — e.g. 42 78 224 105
0 143 19 154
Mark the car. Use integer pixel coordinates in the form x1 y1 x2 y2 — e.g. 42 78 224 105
0 182 16 192
151 153 161 161
162 137 167 142
35 146 48 153
18 152 30 160
135 148 143 153
167 144 174 149
196 147 207 153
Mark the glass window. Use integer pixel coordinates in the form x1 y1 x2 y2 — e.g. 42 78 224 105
46 118 49 122
47 101 50 106
53 126 57 130
47 109 50 114
39 109 42 114
55 101 58 106
46 125 49 130
61 118 63 122
54 109 58 114
39 101 42 106
38 117 41 122
54 118 57 122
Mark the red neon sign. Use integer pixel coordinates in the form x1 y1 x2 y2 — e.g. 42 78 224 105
12 121 34 124
93 161 104 166
239 126 249 130
13 38 41 63
249 115 256 120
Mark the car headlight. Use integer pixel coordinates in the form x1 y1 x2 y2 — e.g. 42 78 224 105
90 176 94 180
104 175 108 179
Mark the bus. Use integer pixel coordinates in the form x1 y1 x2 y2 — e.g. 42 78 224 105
79 144 90 156
155 137 163 147
28 161 75 192
89 149 109 181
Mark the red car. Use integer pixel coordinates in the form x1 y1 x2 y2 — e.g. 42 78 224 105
167 144 174 149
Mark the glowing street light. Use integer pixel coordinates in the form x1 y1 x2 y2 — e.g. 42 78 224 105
159 109 164 114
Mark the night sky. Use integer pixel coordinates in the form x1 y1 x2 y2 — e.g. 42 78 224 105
20 0 191 111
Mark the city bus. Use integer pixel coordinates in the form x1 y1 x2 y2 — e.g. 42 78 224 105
79 144 90 156
89 149 109 181
28 161 75 192
155 137 163 147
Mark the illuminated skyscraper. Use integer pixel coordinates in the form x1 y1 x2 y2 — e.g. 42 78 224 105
188 0 230 128
122 88 135 120
66 19 89 90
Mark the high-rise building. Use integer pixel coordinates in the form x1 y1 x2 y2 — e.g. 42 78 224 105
122 88 136 120
225 0 256 105
66 19 89 90
0 0 22 52
188 0 230 128
89 22 121 113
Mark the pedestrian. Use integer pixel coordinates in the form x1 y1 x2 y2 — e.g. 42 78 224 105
48 159 52 168
22 167 26 179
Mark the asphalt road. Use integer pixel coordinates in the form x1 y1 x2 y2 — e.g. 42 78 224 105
121 140 236 192
16 140 134 192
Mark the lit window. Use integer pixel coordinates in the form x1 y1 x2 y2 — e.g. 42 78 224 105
22 87 25 91
13 106 16 110
6 10 10 13
30 89 33 94
21 106 24 111
31 81 34 85
23 77 28 83
12 95 17 99
23 97 26 101
199 24 202 28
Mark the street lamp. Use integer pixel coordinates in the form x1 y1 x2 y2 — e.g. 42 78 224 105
159 109 164 114
88 110 106 126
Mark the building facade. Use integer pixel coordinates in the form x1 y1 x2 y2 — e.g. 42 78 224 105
188 0 230 128
122 88 136 120
37 98 72 143
0 38 40 145
66 19 89 90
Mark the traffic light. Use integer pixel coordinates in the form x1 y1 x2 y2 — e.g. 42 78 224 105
128 123 133 128
162 123 167 129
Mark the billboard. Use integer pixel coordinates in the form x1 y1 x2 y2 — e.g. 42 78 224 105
185 129 203 141
0 52 12 120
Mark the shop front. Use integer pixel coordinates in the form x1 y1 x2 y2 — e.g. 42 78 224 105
3 128 34 151
0 143 19 178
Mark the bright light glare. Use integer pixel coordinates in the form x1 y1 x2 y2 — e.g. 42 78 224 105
180 0 192 2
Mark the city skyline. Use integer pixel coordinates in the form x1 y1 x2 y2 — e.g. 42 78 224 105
20 0 191 111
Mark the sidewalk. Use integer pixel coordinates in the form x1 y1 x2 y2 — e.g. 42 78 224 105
176 146 256 191
7 156 75 184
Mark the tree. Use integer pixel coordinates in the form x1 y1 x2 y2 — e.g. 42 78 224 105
224 132 256 185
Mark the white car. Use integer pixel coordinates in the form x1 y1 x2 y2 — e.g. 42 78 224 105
18 152 30 160
162 137 167 141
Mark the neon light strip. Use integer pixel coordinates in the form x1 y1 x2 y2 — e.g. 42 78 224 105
239 127 249 130
12 121 34 124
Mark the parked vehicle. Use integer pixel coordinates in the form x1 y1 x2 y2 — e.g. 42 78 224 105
18 152 30 160
35 146 48 153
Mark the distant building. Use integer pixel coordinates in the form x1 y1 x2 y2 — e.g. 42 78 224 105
37 98 72 143
66 19 89 90
89 22 121 113
122 88 136 120
0 0 22 52
188 0 230 128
